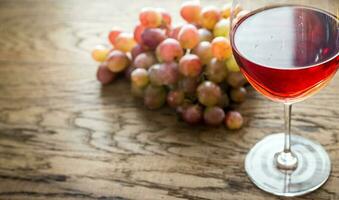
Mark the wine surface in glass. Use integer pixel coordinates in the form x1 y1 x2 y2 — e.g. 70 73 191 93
232 5 338 102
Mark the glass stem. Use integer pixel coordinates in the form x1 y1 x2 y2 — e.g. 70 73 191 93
284 104 292 153
275 104 298 171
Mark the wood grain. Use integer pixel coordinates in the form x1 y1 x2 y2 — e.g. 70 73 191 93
0 0 338 199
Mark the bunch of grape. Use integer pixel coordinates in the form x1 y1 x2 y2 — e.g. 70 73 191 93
92 1 248 130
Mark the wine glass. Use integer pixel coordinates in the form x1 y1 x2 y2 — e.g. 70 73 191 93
229 0 338 197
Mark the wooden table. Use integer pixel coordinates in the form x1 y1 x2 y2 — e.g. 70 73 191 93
0 0 338 199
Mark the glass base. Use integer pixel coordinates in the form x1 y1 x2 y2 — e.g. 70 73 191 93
245 133 331 197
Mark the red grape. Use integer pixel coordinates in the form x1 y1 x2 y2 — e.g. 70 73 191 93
197 81 222 106
167 90 185 108
144 85 166 109
179 54 202 77
156 38 184 62
230 87 247 103
204 106 225 126
178 77 199 94
97 63 116 85
141 28 166 50
134 24 146 44
108 27 122 46
134 52 157 69
131 44 146 60
182 104 203 125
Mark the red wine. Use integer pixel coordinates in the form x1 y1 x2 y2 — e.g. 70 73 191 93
231 6 338 102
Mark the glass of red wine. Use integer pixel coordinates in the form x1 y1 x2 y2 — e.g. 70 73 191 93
230 0 338 197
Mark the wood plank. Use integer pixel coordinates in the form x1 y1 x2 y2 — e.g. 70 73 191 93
0 0 338 199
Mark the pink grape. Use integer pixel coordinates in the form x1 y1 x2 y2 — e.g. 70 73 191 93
108 27 122 46
144 85 166 110
139 8 163 28
131 44 146 60
178 77 199 94
225 111 244 130
180 1 202 24
115 33 137 52
198 28 213 42
204 106 225 126
179 54 202 77
192 41 213 65
178 24 200 49
149 62 179 86
197 81 222 106
167 90 185 108
168 24 182 40
157 8 172 26
134 24 146 44
230 87 247 103
211 37 232 60
156 38 184 62
182 104 203 125
134 52 157 69
107 50 130 73
205 58 228 83
141 28 166 50
92 45 110 62
131 68 149 88
97 63 116 85
200 6 221 30
227 72 248 88
160 62 179 86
